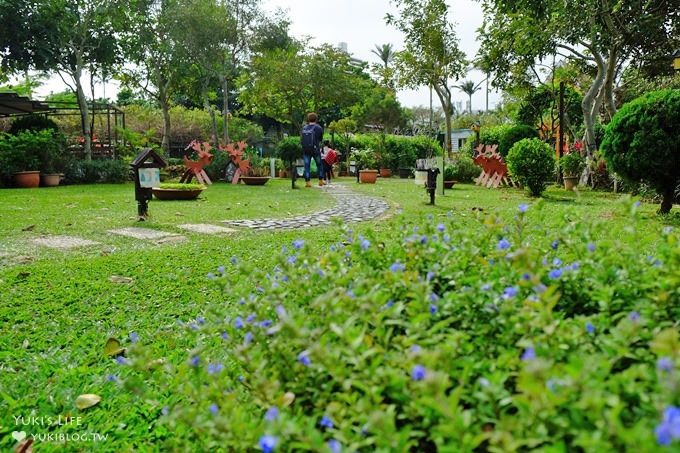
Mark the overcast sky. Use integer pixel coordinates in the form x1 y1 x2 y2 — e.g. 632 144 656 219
36 0 498 111
263 0 499 111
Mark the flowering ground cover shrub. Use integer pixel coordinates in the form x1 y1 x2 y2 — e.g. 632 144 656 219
108 199 680 451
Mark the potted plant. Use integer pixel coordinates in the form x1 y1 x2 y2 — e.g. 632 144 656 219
353 148 378 184
152 182 206 200
376 149 393 178
240 152 270 185
443 164 457 189
0 131 42 188
559 151 585 191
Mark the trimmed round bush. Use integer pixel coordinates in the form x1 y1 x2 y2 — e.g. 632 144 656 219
600 89 680 213
506 138 555 196
498 124 538 158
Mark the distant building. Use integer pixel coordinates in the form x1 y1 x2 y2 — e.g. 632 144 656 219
451 128 473 152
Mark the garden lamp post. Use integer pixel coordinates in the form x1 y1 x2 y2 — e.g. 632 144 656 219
673 50 680 71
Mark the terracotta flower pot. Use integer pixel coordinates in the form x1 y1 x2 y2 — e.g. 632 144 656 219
240 176 270 186
563 176 579 191
40 173 62 187
443 180 456 189
152 188 204 200
379 168 392 178
359 169 378 184
13 171 40 188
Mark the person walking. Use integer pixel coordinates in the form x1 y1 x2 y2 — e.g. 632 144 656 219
320 140 339 185
300 112 324 187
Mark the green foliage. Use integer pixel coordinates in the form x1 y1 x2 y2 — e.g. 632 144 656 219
159 182 205 190
460 124 512 155
498 124 538 158
275 136 302 165
0 129 68 177
64 159 129 184
506 138 556 196
204 149 231 182
8 114 60 134
447 154 480 183
601 89 680 213
351 147 377 169
443 164 456 181
559 152 586 177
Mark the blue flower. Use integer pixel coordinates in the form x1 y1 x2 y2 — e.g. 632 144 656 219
319 415 334 429
259 319 273 328
497 238 511 250
521 347 536 361
390 262 405 273
197 316 205 325
552 258 562 266
481 283 491 291
655 406 680 445
551 240 559 250
629 311 641 323
585 322 595 334
129 332 138 343
658 357 674 373
161 406 169 416
478 377 490 387
429 304 437 315
230 255 238 265
264 406 279 421
221 331 229 341
360 239 370 251
502 286 518 299
297 350 311 366
246 313 256 323
518 203 528 213
412 364 427 381
275 305 286 317
217 265 225 274
429 292 439 302
234 316 244 329
244 332 254 345
189 355 200 367
209 404 219 415
207 363 224 374
409 344 421 354
437 223 446 232
327 439 341 453
420 235 428 244
548 269 562 279
587 243 596 252
207 272 215 280
115 356 128 365
292 239 305 250
259 435 278 453
426 271 435 282
106 374 118 382
287 254 297 264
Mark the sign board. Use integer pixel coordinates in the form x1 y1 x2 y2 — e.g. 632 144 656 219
138 168 160 188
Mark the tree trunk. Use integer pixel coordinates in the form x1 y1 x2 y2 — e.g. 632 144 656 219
602 46 619 122
74 68 92 161
659 187 674 214
433 83 453 157
203 91 219 149
155 67 171 153
221 76 230 144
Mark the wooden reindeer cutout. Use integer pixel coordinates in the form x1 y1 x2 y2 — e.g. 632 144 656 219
180 140 214 185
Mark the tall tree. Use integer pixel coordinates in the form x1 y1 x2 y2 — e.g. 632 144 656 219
118 0 187 152
0 0 128 159
386 0 467 156
370 43 396 89
238 43 372 132
453 79 483 113
477 0 680 157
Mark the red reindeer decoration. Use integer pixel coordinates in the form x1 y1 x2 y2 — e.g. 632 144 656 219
180 140 214 184
222 140 250 184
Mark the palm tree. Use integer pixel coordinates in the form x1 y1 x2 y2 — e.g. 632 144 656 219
370 43 394 68
453 79 484 113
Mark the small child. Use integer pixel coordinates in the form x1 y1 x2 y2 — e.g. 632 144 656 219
320 140 339 185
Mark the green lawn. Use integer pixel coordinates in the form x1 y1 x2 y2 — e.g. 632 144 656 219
0 177 678 451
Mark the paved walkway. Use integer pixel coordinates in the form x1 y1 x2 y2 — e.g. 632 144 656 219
16 183 390 254
222 183 390 231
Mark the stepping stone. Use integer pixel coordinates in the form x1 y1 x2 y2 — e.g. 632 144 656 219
30 235 100 249
108 227 180 240
177 224 237 235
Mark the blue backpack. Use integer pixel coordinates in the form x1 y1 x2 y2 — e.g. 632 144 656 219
301 124 318 155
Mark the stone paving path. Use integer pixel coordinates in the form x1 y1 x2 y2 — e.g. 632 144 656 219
222 183 390 231
6 183 390 258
